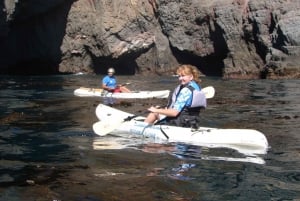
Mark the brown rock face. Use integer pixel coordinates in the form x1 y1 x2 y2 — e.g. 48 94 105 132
0 0 299 78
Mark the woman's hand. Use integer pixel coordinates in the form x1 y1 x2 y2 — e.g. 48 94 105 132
147 106 179 117
147 106 159 113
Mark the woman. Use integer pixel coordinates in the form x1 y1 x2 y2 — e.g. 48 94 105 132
102 68 131 93
144 64 206 128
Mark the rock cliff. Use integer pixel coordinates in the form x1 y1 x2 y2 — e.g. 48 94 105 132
0 0 299 78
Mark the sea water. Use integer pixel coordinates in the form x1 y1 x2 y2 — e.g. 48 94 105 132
0 74 299 201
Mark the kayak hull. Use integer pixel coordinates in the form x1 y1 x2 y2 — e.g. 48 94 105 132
94 104 269 156
74 87 170 99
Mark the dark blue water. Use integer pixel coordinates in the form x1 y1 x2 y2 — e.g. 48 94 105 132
0 74 299 201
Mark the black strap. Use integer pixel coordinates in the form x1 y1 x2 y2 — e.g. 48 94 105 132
123 115 138 121
159 125 169 139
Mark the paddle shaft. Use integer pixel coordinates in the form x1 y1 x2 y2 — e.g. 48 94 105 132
119 82 131 86
123 109 153 121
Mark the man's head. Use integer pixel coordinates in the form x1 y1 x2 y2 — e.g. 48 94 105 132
107 68 115 75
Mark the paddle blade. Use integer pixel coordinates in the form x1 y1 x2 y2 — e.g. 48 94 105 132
202 86 215 99
93 120 122 136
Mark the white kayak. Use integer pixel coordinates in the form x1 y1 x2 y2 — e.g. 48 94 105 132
93 104 269 157
74 87 170 99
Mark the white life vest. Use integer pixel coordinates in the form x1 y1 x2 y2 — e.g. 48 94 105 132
169 85 207 109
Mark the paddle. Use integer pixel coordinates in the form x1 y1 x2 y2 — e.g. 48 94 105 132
93 86 215 136
93 112 146 136
119 82 131 87
201 86 215 99
93 115 170 139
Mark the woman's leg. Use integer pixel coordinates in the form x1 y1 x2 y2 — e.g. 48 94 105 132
144 112 159 124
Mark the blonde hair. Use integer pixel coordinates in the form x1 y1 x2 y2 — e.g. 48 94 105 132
176 64 202 84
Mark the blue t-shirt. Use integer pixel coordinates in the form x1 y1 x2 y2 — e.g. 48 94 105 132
172 81 201 112
102 75 117 89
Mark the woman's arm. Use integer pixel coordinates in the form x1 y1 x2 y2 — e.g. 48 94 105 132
147 106 179 117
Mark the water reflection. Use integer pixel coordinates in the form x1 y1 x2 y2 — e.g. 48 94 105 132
93 137 266 165
0 75 299 200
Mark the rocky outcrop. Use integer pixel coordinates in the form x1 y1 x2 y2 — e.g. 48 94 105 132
0 0 299 78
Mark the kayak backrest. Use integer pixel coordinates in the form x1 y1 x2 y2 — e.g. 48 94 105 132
187 85 207 108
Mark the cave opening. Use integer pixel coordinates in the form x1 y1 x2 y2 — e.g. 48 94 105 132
171 47 224 77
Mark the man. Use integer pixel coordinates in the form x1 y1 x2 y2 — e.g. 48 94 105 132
102 68 131 93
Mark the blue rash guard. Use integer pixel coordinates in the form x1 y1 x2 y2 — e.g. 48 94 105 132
171 80 201 112
163 80 205 128
102 75 117 89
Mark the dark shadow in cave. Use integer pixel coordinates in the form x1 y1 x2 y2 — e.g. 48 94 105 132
90 54 138 75
252 20 268 62
171 48 224 77
0 1 75 75
172 18 228 77
90 42 155 75
171 18 230 77
4 60 62 75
